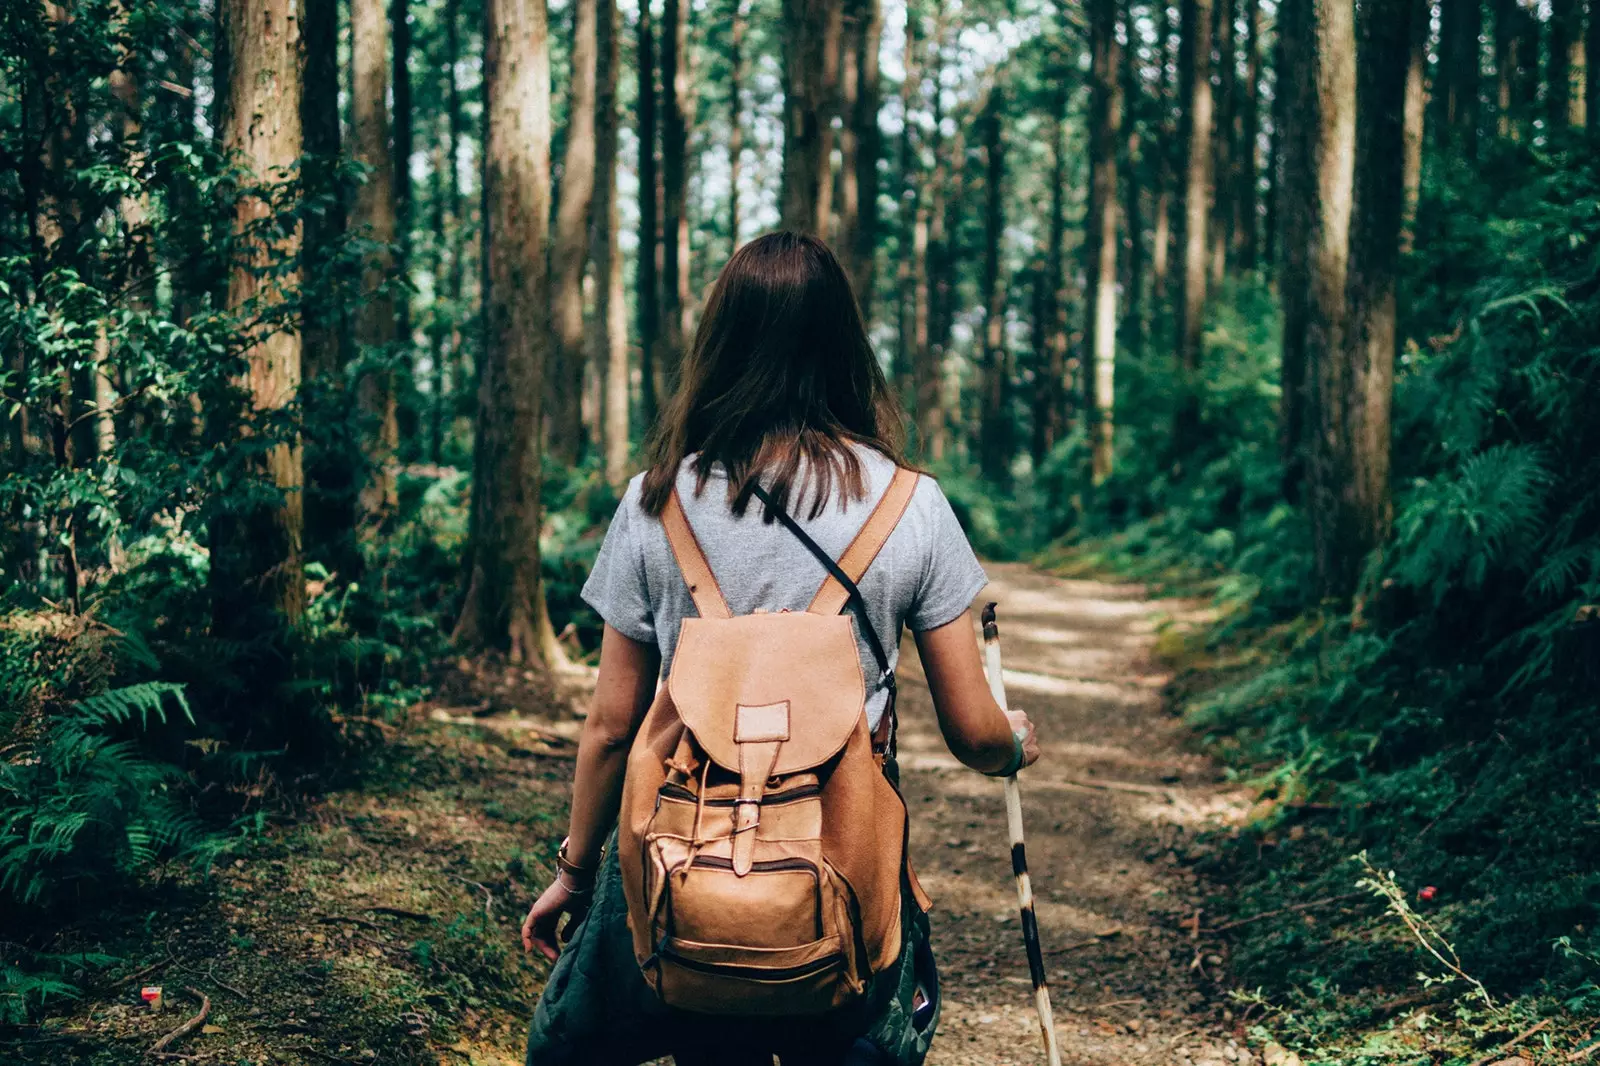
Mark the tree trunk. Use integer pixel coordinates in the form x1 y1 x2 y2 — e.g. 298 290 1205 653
659 0 692 396
1151 0 1178 303
595 0 629 488
351 0 399 524
1589 0 1600 138
1033 69 1070 464
1238 0 1261 270
978 88 1008 482
836 0 881 314
1551 0 1585 128
1281 0 1357 586
894 1 920 402
1328 0 1412 598
854 0 882 322
392 0 414 351
301 0 343 385
456 0 555 664
1209 0 1234 286
1264 23 1283 270
729 0 746 251
1494 0 1519 138
215 0 306 627
445 0 466 447
1121 0 1144 348
1399 0 1427 253
1088 0 1121 484
780 0 843 233
911 9 945 459
1175 0 1213 452
637 0 660 426
549 0 598 463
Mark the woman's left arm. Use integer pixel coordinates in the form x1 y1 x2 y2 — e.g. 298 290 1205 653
522 624 661 961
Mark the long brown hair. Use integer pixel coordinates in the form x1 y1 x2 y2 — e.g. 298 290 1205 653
639 231 907 520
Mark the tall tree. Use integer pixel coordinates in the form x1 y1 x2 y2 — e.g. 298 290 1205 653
594 0 629 488
300 0 343 385
1328 0 1414 596
659 0 692 394
351 0 399 523
1209 0 1234 285
214 0 306 625
1033 60 1071 463
1279 0 1356 567
894 1 921 401
1087 0 1121 483
549 0 598 462
1175 0 1213 451
1238 0 1262 270
838 0 882 314
1151 0 1178 303
637 0 661 424
455 0 554 662
392 0 414 348
978 87 1008 482
1121 0 1144 344
1399 0 1427 252
1433 0 1481 156
1550 0 1585 129
780 0 843 233
1589 0 1600 138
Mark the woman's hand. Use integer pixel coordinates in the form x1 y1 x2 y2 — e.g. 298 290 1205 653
1005 708 1041 769
521 878 591 962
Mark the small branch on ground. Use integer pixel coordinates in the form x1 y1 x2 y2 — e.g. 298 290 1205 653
146 986 210 1056
1203 893 1365 934
1047 927 1124 953
1465 1019 1551 1066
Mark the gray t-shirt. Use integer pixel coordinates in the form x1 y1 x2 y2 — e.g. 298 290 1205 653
580 446 989 731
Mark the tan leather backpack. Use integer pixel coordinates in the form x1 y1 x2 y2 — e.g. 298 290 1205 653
617 466 933 1017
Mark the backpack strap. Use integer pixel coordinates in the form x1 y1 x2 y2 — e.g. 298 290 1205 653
661 488 732 620
808 466 920 617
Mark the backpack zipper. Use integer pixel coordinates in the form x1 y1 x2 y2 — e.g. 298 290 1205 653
687 854 818 875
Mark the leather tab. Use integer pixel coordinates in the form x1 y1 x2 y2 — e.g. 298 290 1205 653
733 740 783 875
808 468 920 617
661 489 732 620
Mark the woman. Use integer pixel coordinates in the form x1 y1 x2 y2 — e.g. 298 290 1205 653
521 232 1040 1066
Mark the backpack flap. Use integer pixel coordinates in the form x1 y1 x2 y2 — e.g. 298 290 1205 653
667 612 867 875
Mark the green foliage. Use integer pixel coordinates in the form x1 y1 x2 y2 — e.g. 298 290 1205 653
1047 137 1600 1030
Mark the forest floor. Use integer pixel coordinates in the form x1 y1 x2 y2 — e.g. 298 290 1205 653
9 561 1271 1066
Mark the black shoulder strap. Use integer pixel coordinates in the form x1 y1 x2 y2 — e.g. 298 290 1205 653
749 483 899 753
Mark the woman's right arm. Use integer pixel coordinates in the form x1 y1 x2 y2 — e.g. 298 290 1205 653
913 610 1039 774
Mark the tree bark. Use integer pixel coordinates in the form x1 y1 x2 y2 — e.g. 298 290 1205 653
392 0 414 350
1033 67 1071 464
351 0 399 524
1175 0 1213 452
780 0 843 233
978 87 1008 482
455 0 555 664
658 0 692 396
1087 0 1121 484
1399 0 1427 253
1281 0 1357 588
1121 0 1144 347
894 1 920 402
1238 0 1261 270
838 0 881 314
215 0 306 626
549 0 598 463
911 8 945 459
1209 0 1234 286
1151 0 1178 303
1550 0 1585 128
1328 0 1412 598
637 0 661 426
595 0 629 488
301 0 343 384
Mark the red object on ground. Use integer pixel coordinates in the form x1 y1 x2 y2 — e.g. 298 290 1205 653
1418 885 1437 902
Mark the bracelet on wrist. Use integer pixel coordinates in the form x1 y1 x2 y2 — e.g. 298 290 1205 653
983 731 1027 779
557 836 598 878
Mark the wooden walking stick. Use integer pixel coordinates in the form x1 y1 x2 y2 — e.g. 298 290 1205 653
982 602 1062 1066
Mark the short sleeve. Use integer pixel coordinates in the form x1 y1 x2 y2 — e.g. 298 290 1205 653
580 491 657 644
905 480 990 632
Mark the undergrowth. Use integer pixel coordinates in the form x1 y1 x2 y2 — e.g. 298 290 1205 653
1037 136 1600 1055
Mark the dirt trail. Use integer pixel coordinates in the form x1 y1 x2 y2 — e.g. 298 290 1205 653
897 562 1250 1066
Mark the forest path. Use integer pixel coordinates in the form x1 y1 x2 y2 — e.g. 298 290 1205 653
897 562 1252 1066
